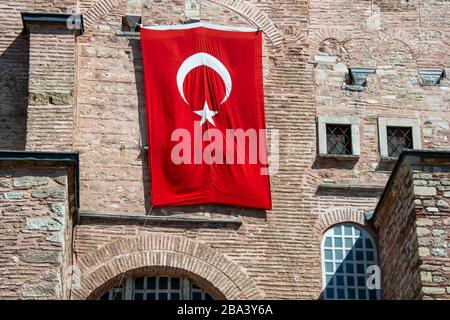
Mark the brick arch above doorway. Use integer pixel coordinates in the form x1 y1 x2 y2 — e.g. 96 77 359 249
71 234 264 300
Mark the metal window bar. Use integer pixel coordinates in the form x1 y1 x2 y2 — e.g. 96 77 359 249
98 276 212 300
321 224 380 300
386 126 413 157
326 124 352 155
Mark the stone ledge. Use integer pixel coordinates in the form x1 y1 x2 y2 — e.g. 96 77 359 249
21 12 84 35
79 211 242 225
318 183 385 194
318 154 360 161
115 31 140 37
380 156 398 163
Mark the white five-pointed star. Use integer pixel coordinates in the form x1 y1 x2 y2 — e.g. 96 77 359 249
194 101 218 126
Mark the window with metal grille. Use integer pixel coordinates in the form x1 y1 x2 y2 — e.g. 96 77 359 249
386 126 413 157
326 124 352 155
98 275 213 300
322 224 380 300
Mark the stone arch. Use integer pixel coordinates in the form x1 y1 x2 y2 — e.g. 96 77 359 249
83 0 283 47
71 234 264 300
308 28 351 57
314 207 366 237
382 30 420 67
207 0 283 47
83 0 126 29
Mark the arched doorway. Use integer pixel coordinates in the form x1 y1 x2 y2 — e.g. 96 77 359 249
97 275 214 300
71 234 263 300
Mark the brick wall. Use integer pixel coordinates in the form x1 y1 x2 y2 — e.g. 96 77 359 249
26 24 77 151
373 153 450 299
411 165 450 299
0 165 73 299
0 0 449 299
0 1 76 151
372 159 421 299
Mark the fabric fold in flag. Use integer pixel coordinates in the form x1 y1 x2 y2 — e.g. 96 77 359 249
140 23 271 210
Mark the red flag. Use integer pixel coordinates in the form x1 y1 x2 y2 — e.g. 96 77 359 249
140 23 271 209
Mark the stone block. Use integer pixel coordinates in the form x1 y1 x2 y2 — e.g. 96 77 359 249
422 287 446 295
3 191 27 200
22 284 57 297
49 203 66 216
436 199 449 208
19 250 61 264
431 248 447 258
414 186 436 196
416 218 433 226
31 188 65 199
13 176 49 189
26 217 62 231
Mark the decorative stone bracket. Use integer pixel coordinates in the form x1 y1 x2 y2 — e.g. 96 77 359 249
343 66 376 91
418 68 445 86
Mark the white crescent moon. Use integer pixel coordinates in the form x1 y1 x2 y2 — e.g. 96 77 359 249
176 52 232 105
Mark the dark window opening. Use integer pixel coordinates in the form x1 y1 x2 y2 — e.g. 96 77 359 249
326 124 352 155
121 15 141 32
387 126 413 157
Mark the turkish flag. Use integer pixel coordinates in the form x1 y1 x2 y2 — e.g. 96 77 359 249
141 23 271 209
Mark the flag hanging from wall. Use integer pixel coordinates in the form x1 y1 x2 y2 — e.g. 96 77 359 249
140 22 271 209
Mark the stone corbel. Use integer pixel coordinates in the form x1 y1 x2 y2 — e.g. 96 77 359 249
343 66 376 91
418 68 445 86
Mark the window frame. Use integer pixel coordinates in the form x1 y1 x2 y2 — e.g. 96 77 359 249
378 118 421 158
98 275 213 300
320 223 380 300
317 116 360 157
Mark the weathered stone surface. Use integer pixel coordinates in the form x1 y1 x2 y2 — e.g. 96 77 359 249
414 186 437 196
416 218 433 226
431 248 447 258
54 176 67 186
49 203 66 216
13 176 49 189
31 188 65 199
41 269 59 282
436 199 449 208
422 287 446 295
19 250 61 264
426 207 439 213
3 191 27 200
417 227 430 237
48 92 73 105
22 284 57 297
419 247 430 257
46 233 63 243
432 229 446 237
26 217 62 231
28 92 48 105
421 271 432 283
0 178 10 188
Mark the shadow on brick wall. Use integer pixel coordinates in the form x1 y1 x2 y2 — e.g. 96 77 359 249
129 37 152 213
0 34 29 150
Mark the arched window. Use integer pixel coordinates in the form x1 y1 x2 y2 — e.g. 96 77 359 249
321 224 380 300
98 275 214 300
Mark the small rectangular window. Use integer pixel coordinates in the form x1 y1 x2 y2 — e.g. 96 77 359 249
386 126 413 157
326 124 352 155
